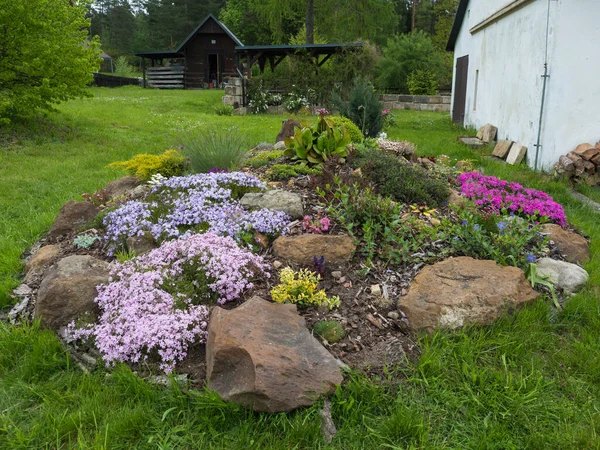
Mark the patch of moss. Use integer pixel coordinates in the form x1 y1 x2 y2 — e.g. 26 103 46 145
266 163 321 181
245 150 285 168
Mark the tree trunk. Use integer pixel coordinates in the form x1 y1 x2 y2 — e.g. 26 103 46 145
306 0 315 44
411 0 417 33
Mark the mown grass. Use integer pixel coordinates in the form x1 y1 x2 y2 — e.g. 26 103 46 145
2 89 600 448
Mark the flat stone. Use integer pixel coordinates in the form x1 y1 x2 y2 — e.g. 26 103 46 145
506 143 527 165
541 224 590 265
399 257 539 331
536 257 588 295
47 201 99 241
492 140 513 159
476 124 498 143
272 234 356 266
206 297 343 413
104 176 139 199
274 140 287 150
241 190 302 219
459 137 485 149
573 143 600 161
35 255 111 330
13 284 32 297
24 244 61 283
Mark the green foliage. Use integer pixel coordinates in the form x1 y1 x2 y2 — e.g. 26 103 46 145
271 267 341 309
376 31 444 93
355 148 450 206
407 68 439 95
73 234 99 249
0 0 101 123
213 104 234 116
526 262 560 309
115 248 137 264
313 320 345 343
245 150 285 168
247 80 275 114
333 78 384 138
180 127 248 173
114 55 134 77
265 163 321 180
328 115 364 143
109 149 187 181
284 115 351 165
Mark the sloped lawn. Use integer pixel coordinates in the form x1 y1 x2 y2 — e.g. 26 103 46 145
1 87 600 449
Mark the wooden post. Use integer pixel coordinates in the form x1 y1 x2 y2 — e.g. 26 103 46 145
142 57 147 88
217 54 221 87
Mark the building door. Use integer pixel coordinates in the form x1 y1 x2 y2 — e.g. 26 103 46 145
206 53 222 87
453 55 469 125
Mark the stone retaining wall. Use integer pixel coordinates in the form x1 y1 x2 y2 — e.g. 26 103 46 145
379 94 451 112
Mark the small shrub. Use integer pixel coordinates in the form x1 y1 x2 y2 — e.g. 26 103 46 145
214 104 234 116
313 321 345 343
355 148 450 207
266 163 321 181
108 149 186 181
407 69 439 95
271 267 340 309
73 234 99 249
328 115 364 143
82 188 109 207
180 127 248 173
114 56 134 78
333 78 384 138
115 248 137 263
247 80 273 114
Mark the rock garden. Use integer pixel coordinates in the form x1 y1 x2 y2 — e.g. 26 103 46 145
6 109 592 423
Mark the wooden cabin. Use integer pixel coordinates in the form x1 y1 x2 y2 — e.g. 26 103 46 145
136 14 242 89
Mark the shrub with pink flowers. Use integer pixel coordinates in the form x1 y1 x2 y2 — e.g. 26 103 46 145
457 172 567 226
302 214 331 234
103 172 290 253
68 233 269 373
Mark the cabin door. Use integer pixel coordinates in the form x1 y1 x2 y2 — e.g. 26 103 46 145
206 53 222 88
453 55 469 125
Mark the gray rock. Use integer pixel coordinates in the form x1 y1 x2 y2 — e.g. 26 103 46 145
35 255 111 330
130 184 151 200
459 137 485 148
126 233 156 256
476 124 498 143
104 176 139 199
255 142 275 152
536 258 589 295
492 140 513 159
241 190 303 219
274 140 287 151
506 143 527 165
8 297 30 324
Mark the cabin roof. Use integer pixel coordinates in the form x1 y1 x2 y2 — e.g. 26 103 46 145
446 0 469 51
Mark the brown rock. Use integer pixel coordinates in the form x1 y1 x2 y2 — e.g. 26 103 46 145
596 142 600 150
541 224 590 264
24 245 60 281
583 159 596 174
558 155 575 173
126 233 156 256
276 119 302 143
590 153 600 166
492 140 513 159
104 176 139 199
35 255 110 330
448 189 467 207
399 257 539 331
272 234 356 266
206 297 343 413
476 124 498 143
47 201 99 241
573 143 600 161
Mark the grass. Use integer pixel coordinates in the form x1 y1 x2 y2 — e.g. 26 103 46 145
2 88 600 448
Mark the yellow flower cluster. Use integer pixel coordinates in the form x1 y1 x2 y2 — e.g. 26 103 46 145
271 267 341 310
109 149 186 181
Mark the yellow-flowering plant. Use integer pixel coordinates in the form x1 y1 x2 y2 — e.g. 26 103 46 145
109 149 186 181
271 267 340 309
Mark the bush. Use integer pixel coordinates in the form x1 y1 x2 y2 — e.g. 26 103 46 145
376 31 444 93
333 78 384 138
214 104 234 116
180 127 248 173
108 149 186 181
113 56 134 78
313 321 345 343
271 267 340 309
266 163 321 181
355 148 450 207
328 115 364 143
407 69 439 95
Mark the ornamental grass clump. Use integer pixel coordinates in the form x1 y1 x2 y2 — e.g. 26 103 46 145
103 172 289 253
457 172 567 226
68 233 268 373
271 267 340 309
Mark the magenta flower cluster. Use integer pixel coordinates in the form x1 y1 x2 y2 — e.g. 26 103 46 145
103 172 290 252
302 214 331 234
457 172 567 226
68 233 269 373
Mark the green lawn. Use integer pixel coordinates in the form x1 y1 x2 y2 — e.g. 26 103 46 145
2 87 600 449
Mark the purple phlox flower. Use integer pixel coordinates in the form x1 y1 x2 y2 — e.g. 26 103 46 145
461 219 468 226
497 221 507 231
473 224 480 231
526 254 537 263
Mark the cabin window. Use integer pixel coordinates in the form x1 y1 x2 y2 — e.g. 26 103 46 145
211 39 216 44
473 70 479 111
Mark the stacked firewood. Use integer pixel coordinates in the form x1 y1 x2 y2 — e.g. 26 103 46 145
554 143 600 185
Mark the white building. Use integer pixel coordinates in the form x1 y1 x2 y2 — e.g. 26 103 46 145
447 0 600 169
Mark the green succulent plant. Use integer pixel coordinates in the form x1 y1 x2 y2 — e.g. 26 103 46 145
284 116 351 165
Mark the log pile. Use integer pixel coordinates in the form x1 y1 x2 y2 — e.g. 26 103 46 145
554 143 600 185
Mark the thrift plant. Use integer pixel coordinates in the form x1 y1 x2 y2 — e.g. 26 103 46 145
313 320 345 343
457 172 567 226
68 233 268 373
271 267 340 309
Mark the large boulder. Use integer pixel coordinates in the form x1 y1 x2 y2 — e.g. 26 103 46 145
206 296 343 413
103 176 139 199
24 245 61 283
540 224 590 265
536 258 588 295
272 234 356 266
399 257 539 331
35 255 110 330
241 190 303 219
47 200 99 241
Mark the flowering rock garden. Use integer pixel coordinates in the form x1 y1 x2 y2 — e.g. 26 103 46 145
8 112 592 415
